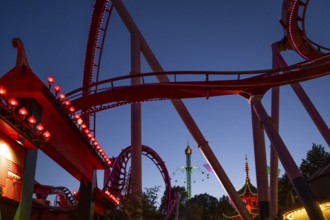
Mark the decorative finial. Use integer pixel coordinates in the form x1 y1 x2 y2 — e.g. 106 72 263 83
245 154 250 181
12 38 30 69
185 145 192 155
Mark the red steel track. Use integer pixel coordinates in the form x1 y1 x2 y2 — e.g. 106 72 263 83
105 145 172 212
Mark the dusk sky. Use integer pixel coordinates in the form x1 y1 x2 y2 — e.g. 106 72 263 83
1 1 330 204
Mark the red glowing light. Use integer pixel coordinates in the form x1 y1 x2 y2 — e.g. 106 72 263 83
54 85 61 95
36 123 44 135
74 114 80 120
63 100 71 107
84 128 90 134
72 190 78 196
90 137 95 142
81 123 87 129
27 115 37 127
93 141 98 146
87 133 92 138
59 93 66 102
77 118 83 125
43 130 51 142
0 85 7 97
69 106 75 113
18 107 28 119
47 76 55 87
8 98 18 110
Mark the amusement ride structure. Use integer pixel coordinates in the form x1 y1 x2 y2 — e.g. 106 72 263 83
172 144 211 201
0 0 330 219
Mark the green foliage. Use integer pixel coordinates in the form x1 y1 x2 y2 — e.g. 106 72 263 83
217 195 235 216
141 186 162 220
187 193 218 219
159 185 187 219
300 143 330 179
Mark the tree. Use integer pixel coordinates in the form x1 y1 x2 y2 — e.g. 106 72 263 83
141 186 162 220
108 186 162 220
159 185 187 219
299 143 330 179
186 193 219 220
217 195 235 217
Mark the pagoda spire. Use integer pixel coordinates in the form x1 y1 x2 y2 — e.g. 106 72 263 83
245 154 250 181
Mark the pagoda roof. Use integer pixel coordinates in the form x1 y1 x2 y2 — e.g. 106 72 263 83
237 179 258 196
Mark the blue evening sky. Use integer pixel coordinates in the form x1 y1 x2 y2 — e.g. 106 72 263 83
1 0 330 202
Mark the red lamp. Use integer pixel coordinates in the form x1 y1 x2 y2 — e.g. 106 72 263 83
59 93 66 102
72 190 78 196
8 98 18 111
54 85 61 96
36 123 44 135
0 85 7 98
47 76 55 88
77 118 83 126
18 107 29 119
74 114 80 120
84 128 90 134
27 115 37 128
81 123 87 129
69 106 75 114
63 100 71 108
43 130 51 142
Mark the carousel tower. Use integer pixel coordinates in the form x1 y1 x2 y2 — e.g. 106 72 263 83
185 145 193 199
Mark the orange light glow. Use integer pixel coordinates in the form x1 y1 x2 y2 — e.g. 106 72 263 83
0 142 13 161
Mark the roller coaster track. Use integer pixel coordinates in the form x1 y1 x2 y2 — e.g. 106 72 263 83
34 181 77 207
83 0 113 132
104 145 172 212
69 53 330 113
281 0 330 59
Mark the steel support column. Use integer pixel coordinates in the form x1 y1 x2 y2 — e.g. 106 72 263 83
13 149 38 220
251 97 325 220
270 86 279 220
110 0 251 218
250 99 270 220
130 31 142 219
77 169 97 220
270 43 280 219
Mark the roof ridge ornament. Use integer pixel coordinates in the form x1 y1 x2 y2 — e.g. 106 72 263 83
12 38 31 70
245 154 250 181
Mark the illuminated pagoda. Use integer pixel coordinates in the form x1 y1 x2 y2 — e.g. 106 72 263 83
223 155 258 220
